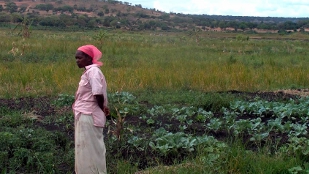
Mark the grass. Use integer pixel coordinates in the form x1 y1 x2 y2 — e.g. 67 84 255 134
137 139 301 174
0 107 74 173
1 28 309 173
1 90 308 173
1 29 309 97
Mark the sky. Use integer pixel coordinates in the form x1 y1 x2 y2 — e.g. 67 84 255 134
126 0 309 18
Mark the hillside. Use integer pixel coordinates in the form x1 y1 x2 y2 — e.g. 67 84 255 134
0 0 163 17
0 0 309 32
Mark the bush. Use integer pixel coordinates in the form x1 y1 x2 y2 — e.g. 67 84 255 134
236 34 249 41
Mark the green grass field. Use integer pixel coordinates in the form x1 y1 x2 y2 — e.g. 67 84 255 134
1 28 309 174
1 29 309 97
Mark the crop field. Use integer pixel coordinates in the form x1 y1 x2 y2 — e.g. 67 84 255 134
1 28 309 173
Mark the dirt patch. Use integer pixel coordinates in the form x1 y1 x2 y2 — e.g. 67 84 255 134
0 89 304 124
0 96 56 116
223 90 300 101
274 89 309 97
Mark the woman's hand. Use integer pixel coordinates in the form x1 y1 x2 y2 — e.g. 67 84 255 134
103 106 110 116
95 95 110 116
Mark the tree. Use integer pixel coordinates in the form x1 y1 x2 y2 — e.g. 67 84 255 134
135 4 142 8
18 6 27 13
10 12 23 23
62 5 74 13
148 20 156 30
160 23 169 30
218 21 227 30
5 2 18 13
159 13 170 20
247 22 257 30
104 8 109 14
110 20 120 28
75 15 88 27
257 22 267 29
278 21 297 30
77 6 86 12
0 12 10 22
97 11 104 17
257 22 276 30
35 4 45 10
297 20 309 29
45 4 54 12
103 16 115 27
39 16 65 27
54 5 74 13
135 12 149 18
239 22 247 31
227 21 239 31
86 19 97 28
59 14 74 26
76 17 86 27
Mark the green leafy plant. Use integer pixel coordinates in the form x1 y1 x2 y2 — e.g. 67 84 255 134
149 130 219 157
53 93 74 107
195 108 213 123
146 118 155 125
206 118 223 132
93 30 109 45
127 136 146 151
147 105 166 117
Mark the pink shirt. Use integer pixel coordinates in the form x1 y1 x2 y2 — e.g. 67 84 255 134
72 64 108 127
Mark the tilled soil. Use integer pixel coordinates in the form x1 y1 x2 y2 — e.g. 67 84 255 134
1 90 306 117
1 90 307 170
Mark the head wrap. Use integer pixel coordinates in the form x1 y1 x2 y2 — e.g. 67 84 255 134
77 45 103 66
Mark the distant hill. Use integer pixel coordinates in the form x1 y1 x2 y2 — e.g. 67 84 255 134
192 15 308 23
0 0 308 32
0 0 164 20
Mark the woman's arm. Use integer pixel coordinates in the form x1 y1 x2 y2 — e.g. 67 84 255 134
95 94 104 110
95 95 110 116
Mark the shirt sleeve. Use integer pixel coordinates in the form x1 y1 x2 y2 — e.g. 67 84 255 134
87 66 108 107
88 67 105 95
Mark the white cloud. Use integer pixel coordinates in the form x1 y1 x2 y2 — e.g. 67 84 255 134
129 0 309 17
153 0 191 13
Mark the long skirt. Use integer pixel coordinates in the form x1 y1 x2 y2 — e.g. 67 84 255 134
75 114 106 174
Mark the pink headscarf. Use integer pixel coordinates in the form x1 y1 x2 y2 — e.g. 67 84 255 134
77 45 103 66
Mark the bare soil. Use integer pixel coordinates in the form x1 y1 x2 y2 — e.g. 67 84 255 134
0 90 307 171
1 89 306 117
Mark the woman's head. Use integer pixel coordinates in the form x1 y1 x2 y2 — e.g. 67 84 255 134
75 50 92 68
75 45 103 68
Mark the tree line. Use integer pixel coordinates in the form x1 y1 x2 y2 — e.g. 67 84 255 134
0 1 309 32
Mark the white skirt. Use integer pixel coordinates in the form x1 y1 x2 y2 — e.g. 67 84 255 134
75 114 107 174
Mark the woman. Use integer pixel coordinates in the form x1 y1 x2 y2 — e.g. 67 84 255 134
72 45 109 174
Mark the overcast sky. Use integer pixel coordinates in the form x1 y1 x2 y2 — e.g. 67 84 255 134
126 0 309 18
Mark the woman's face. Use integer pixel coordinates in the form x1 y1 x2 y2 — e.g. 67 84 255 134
75 50 92 68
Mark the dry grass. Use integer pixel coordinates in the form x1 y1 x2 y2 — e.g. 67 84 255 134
275 89 309 97
1 29 309 98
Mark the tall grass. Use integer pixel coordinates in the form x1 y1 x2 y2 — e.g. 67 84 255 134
139 139 300 174
1 29 309 97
